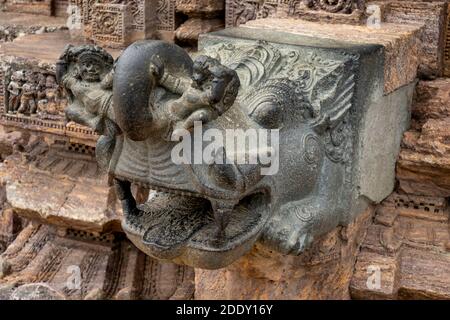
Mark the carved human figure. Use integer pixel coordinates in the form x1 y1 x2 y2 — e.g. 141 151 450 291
164 55 240 135
6 71 24 114
44 75 62 114
56 44 119 169
36 73 47 102
17 72 37 115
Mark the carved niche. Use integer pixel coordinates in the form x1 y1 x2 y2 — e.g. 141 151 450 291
1 68 66 118
57 27 412 269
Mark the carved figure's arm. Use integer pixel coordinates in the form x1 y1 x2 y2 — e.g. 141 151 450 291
159 73 192 95
6 82 14 93
65 99 102 132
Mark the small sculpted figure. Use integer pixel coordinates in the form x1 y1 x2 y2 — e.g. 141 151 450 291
17 72 37 115
165 55 240 135
36 73 47 102
56 44 119 169
7 71 24 114
43 75 62 115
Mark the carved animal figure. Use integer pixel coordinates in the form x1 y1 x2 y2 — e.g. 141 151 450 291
59 40 362 269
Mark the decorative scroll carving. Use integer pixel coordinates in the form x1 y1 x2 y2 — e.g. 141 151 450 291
225 0 365 27
226 0 275 27
129 0 145 31
299 0 358 14
68 0 176 47
444 9 450 76
83 0 97 24
92 3 130 48
157 0 176 31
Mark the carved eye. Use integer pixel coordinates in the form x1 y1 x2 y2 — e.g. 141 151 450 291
249 101 282 129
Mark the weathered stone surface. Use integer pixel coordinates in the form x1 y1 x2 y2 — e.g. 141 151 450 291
175 18 224 45
0 12 67 42
225 0 365 27
176 0 224 17
4 0 53 16
0 137 122 233
10 283 67 300
0 31 120 65
375 1 447 78
195 207 373 299
241 18 421 94
350 193 450 299
0 224 195 300
0 128 28 160
397 79 450 197
0 208 24 255
412 78 450 125
80 0 179 48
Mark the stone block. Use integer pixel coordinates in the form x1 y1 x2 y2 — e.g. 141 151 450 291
225 0 365 27
175 17 224 45
397 79 450 197
4 0 52 16
376 1 448 78
176 0 224 17
92 3 132 49
240 18 422 94
350 193 450 299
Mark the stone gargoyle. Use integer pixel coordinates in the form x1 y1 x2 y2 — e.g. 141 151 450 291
56 31 412 269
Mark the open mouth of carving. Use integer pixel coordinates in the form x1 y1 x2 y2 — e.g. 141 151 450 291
121 191 271 269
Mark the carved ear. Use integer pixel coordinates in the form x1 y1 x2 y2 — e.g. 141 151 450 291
310 66 355 134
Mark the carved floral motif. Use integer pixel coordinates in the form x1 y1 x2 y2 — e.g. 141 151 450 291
226 0 365 27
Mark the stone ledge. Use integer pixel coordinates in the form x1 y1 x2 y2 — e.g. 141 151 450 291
0 141 121 233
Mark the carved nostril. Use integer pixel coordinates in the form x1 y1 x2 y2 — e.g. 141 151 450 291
250 102 281 129
208 163 239 191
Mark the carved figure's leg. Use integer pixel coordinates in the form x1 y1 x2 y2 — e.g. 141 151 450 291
113 178 138 216
14 95 21 112
7 96 15 113
173 109 214 134
17 97 28 114
261 196 339 255
29 99 37 114
65 100 99 130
